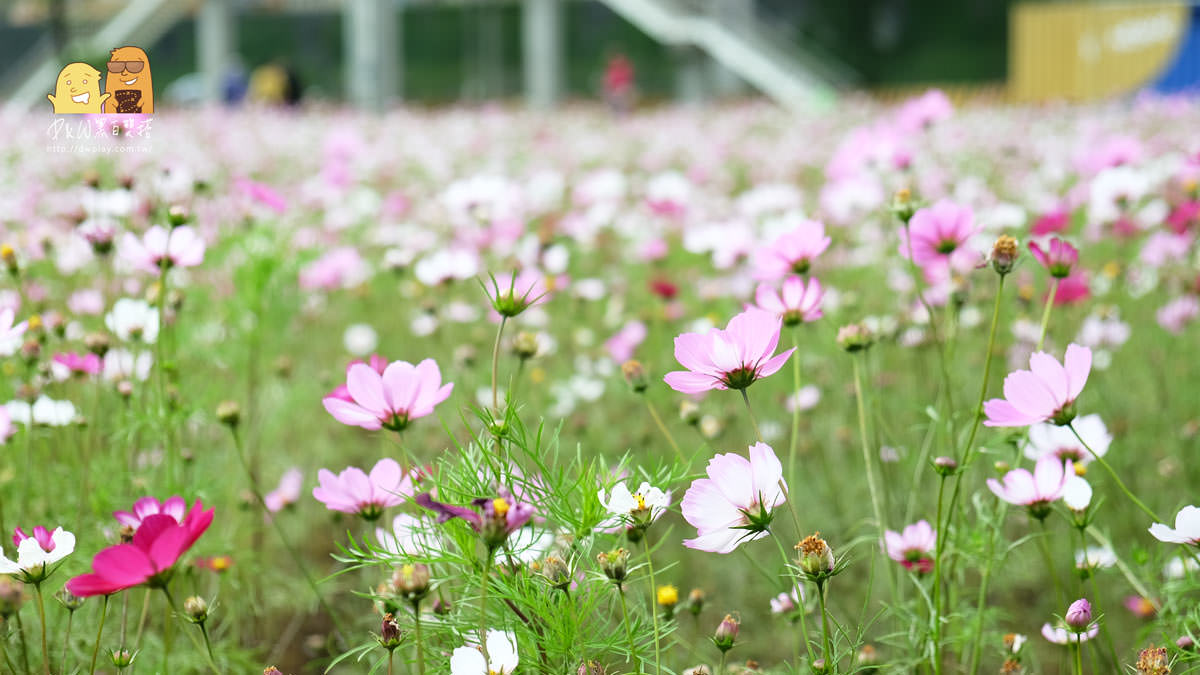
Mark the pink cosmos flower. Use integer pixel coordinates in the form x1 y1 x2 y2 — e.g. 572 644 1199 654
114 496 190 530
894 89 953 132
680 442 787 554
67 504 214 597
752 219 831 279
984 344 1092 427
119 226 206 273
898 200 979 275
884 520 936 574
312 458 416 520
299 247 369 291
1028 237 1079 278
754 276 824 326
264 468 303 513
322 358 453 431
326 354 389 402
1031 208 1071 236
416 489 535 549
52 352 101 378
234 177 288 214
605 320 647 363
1156 296 1199 334
664 308 795 393
986 454 1074 517
1052 271 1090 305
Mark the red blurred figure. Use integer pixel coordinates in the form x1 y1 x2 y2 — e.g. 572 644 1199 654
603 54 635 114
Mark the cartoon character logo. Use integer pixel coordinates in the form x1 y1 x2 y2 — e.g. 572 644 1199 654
104 46 153 114
47 62 110 114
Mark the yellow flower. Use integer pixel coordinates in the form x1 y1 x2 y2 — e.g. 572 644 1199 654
656 584 679 607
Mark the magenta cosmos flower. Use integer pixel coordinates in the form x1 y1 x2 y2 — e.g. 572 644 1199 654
987 454 1073 519
416 489 535 550
754 276 824 326
664 308 795 393
119 225 206 274
114 495 191 529
898 200 979 274
680 442 787 553
52 352 101 378
884 520 936 574
67 502 213 597
312 458 416 520
1029 237 1079 279
984 344 1091 427
752 219 831 279
322 358 453 431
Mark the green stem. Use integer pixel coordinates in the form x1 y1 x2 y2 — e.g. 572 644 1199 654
33 584 48 675
772 534 814 665
388 649 394 675
1037 278 1060 352
199 622 220 673
229 427 347 644
412 601 426 675
850 358 888 553
643 539 662 675
788 330 802 488
1073 642 1083 675
644 398 684 464
930 476 947 675
491 317 507 413
617 586 638 670
718 650 727 675
737 388 763 443
966 497 1005 675
816 581 834 672
16 607 30 675
1038 519 1065 609
59 611 73 673
1068 423 1159 523
87 596 108 675
479 553 493 662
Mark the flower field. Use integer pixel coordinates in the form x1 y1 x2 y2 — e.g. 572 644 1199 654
1 92 1199 674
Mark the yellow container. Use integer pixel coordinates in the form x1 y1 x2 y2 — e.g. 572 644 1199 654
1010 2 1189 101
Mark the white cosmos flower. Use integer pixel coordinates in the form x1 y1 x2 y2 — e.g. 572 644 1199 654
105 298 159 344
450 630 519 675
0 526 75 582
376 513 440 558
1149 505 1200 546
0 308 28 357
598 481 670 524
1062 476 1093 511
6 397 76 427
1022 414 1111 465
503 527 557 564
103 349 153 382
1075 546 1116 569
342 323 378 356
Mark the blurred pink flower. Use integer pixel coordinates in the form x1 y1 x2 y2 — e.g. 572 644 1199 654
664 308 794 393
754 276 824 326
1051 271 1090 305
605 320 647 363
312 458 415 519
299 247 368 291
984 344 1091 427
322 358 453 431
899 200 979 276
1157 296 1199 334
884 520 936 574
752 219 831 280
894 89 953 132
52 352 101 378
234 177 288 214
680 442 786 553
986 454 1074 515
1031 208 1071 236
1028 237 1078 278
264 468 303 513
119 225 205 273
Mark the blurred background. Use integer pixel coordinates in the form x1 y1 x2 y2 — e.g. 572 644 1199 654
1 0 1197 112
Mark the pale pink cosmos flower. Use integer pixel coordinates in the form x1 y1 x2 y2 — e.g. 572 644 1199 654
1148 505 1200 545
752 219 831 280
754 276 824 326
984 344 1092 427
680 442 787 553
264 468 303 513
884 520 936 574
1157 296 1199 334
119 225 206 273
664 308 795 393
51 352 101 379
1041 623 1098 645
0 308 28 357
605 320 647 363
312 458 415 520
770 586 805 615
898 200 979 275
322 358 453 432
986 454 1074 517
1028 237 1079 278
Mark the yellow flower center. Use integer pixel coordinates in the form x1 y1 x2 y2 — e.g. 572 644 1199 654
492 498 510 517
211 556 231 572
634 494 646 511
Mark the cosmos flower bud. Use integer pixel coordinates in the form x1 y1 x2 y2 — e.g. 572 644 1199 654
391 563 431 602
56 587 85 612
216 400 241 428
991 235 1019 276
712 614 739 652
621 360 648 393
933 456 958 477
657 584 679 610
598 548 630 584
512 331 539 360
109 648 136 668
856 644 879 669
183 596 208 623
379 613 402 650
540 555 571 591
891 189 917 224
167 205 190 228
1176 635 1194 651
796 533 835 578
993 461 1010 474
1135 646 1169 675
686 588 705 616
679 400 701 425
84 333 110 357
836 324 873 352
577 661 607 675
1064 598 1092 631
116 381 134 399
811 658 829 673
